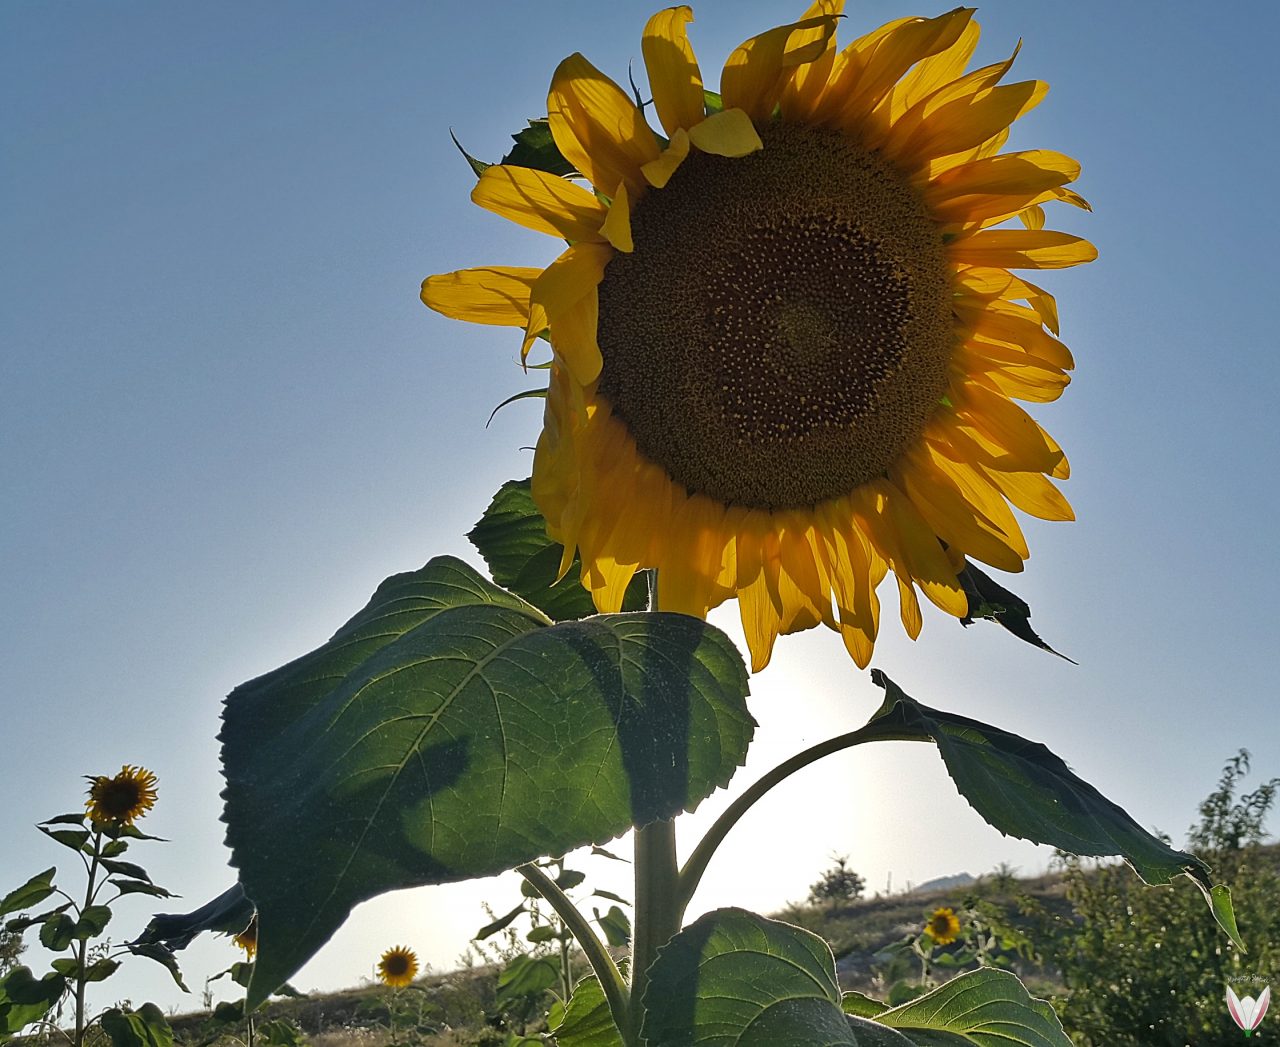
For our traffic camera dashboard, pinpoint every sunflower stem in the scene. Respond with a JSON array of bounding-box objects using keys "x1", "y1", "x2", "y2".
[
  {"x1": 516, "y1": 863, "x2": 630, "y2": 1041},
  {"x1": 630, "y1": 819, "x2": 680, "y2": 1043},
  {"x1": 675, "y1": 722, "x2": 922, "y2": 916}
]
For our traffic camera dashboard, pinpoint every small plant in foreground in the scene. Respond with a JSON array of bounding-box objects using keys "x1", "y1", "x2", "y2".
[{"x1": 0, "y1": 766, "x2": 180, "y2": 1045}]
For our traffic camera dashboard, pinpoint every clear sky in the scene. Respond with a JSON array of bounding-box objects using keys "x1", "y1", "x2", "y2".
[{"x1": 3, "y1": 0, "x2": 1278, "y2": 1019}]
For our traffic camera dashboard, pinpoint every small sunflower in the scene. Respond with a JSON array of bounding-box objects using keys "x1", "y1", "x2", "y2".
[
  {"x1": 233, "y1": 915, "x2": 258, "y2": 959},
  {"x1": 84, "y1": 765, "x2": 158, "y2": 827},
  {"x1": 424, "y1": 3, "x2": 1094, "y2": 671},
  {"x1": 377, "y1": 945, "x2": 419, "y2": 988},
  {"x1": 924, "y1": 906, "x2": 962, "y2": 945}
]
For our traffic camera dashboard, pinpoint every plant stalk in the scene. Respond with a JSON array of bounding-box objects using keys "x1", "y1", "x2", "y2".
[
  {"x1": 517, "y1": 863, "x2": 630, "y2": 1041},
  {"x1": 676, "y1": 723, "x2": 921, "y2": 915},
  {"x1": 73, "y1": 830, "x2": 103, "y2": 1047},
  {"x1": 629, "y1": 818, "x2": 680, "y2": 1044}
]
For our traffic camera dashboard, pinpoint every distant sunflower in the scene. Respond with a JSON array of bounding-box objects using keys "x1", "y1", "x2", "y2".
[
  {"x1": 377, "y1": 946, "x2": 419, "y2": 988},
  {"x1": 423, "y1": 2, "x2": 1094, "y2": 671},
  {"x1": 924, "y1": 906, "x2": 961, "y2": 945},
  {"x1": 233, "y1": 915, "x2": 258, "y2": 959},
  {"x1": 85, "y1": 765, "x2": 158, "y2": 827}
]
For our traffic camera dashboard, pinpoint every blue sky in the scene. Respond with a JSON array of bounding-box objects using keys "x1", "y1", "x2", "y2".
[{"x1": 3, "y1": 0, "x2": 1278, "y2": 1016}]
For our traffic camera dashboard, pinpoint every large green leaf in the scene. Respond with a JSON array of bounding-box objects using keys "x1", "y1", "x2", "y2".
[
  {"x1": 862, "y1": 672, "x2": 1240, "y2": 946},
  {"x1": 550, "y1": 976, "x2": 622, "y2": 1047},
  {"x1": 221, "y1": 556, "x2": 752, "y2": 1005},
  {"x1": 641, "y1": 908, "x2": 858, "y2": 1046},
  {"x1": 0, "y1": 967, "x2": 67, "y2": 1039},
  {"x1": 874, "y1": 968, "x2": 1069, "y2": 1046},
  {"x1": 468, "y1": 479, "x2": 647, "y2": 621}
]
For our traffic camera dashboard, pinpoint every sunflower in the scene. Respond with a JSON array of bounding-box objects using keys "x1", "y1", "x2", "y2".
[
  {"x1": 377, "y1": 945, "x2": 420, "y2": 988},
  {"x1": 924, "y1": 905, "x2": 962, "y2": 945},
  {"x1": 423, "y1": 3, "x2": 1094, "y2": 671},
  {"x1": 84, "y1": 765, "x2": 158, "y2": 827},
  {"x1": 233, "y1": 915, "x2": 258, "y2": 959}
]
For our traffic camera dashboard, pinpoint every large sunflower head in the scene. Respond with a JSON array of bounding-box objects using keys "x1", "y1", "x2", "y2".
[
  {"x1": 85, "y1": 764, "x2": 158, "y2": 827},
  {"x1": 423, "y1": 3, "x2": 1094, "y2": 672},
  {"x1": 376, "y1": 945, "x2": 420, "y2": 988}
]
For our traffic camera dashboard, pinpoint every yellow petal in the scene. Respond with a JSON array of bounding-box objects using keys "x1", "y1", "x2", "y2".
[
  {"x1": 548, "y1": 53, "x2": 660, "y2": 198},
  {"x1": 1019, "y1": 205, "x2": 1045, "y2": 230},
  {"x1": 893, "y1": 443, "x2": 1027, "y2": 573},
  {"x1": 600, "y1": 181, "x2": 634, "y2": 252},
  {"x1": 960, "y1": 296, "x2": 1074, "y2": 369},
  {"x1": 688, "y1": 107, "x2": 764, "y2": 156},
  {"x1": 953, "y1": 384, "x2": 1066, "y2": 474},
  {"x1": 531, "y1": 243, "x2": 612, "y2": 384},
  {"x1": 883, "y1": 17, "x2": 981, "y2": 122},
  {"x1": 738, "y1": 567, "x2": 782, "y2": 673},
  {"x1": 721, "y1": 14, "x2": 840, "y2": 122},
  {"x1": 955, "y1": 342, "x2": 1069, "y2": 403},
  {"x1": 470, "y1": 164, "x2": 608, "y2": 244},
  {"x1": 779, "y1": 0, "x2": 844, "y2": 120},
  {"x1": 980, "y1": 466, "x2": 1074, "y2": 522},
  {"x1": 420, "y1": 266, "x2": 540, "y2": 327},
  {"x1": 642, "y1": 6, "x2": 705, "y2": 136},
  {"x1": 954, "y1": 265, "x2": 1059, "y2": 333},
  {"x1": 949, "y1": 229, "x2": 1098, "y2": 270},
  {"x1": 642, "y1": 127, "x2": 691, "y2": 188},
  {"x1": 836, "y1": 9, "x2": 976, "y2": 138},
  {"x1": 886, "y1": 79, "x2": 1047, "y2": 166}
]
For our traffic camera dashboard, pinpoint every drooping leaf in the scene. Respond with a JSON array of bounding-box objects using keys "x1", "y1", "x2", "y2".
[
  {"x1": 525, "y1": 924, "x2": 556, "y2": 944},
  {"x1": 956, "y1": 562, "x2": 1072, "y2": 662},
  {"x1": 641, "y1": 908, "x2": 858, "y2": 1046},
  {"x1": 50, "y1": 958, "x2": 120, "y2": 983},
  {"x1": 100, "y1": 840, "x2": 129, "y2": 858},
  {"x1": 550, "y1": 976, "x2": 623, "y2": 1047},
  {"x1": 590, "y1": 845, "x2": 627, "y2": 862},
  {"x1": 468, "y1": 479, "x2": 647, "y2": 621},
  {"x1": 501, "y1": 119, "x2": 577, "y2": 177},
  {"x1": 132, "y1": 883, "x2": 253, "y2": 952},
  {"x1": 0, "y1": 868, "x2": 56, "y2": 919},
  {"x1": 126, "y1": 943, "x2": 189, "y2": 992},
  {"x1": 221, "y1": 556, "x2": 752, "y2": 1004},
  {"x1": 874, "y1": 967, "x2": 1069, "y2": 1046},
  {"x1": 97, "y1": 858, "x2": 152, "y2": 882},
  {"x1": 99, "y1": 1004, "x2": 174, "y2": 1047},
  {"x1": 495, "y1": 954, "x2": 559, "y2": 1009},
  {"x1": 37, "y1": 826, "x2": 89, "y2": 852},
  {"x1": 862, "y1": 672, "x2": 1241, "y2": 947},
  {"x1": 108, "y1": 879, "x2": 174, "y2": 900},
  {"x1": 475, "y1": 903, "x2": 526, "y2": 941},
  {"x1": 41, "y1": 814, "x2": 86, "y2": 827},
  {"x1": 0, "y1": 967, "x2": 67, "y2": 1037},
  {"x1": 593, "y1": 905, "x2": 630, "y2": 948},
  {"x1": 591, "y1": 889, "x2": 629, "y2": 905},
  {"x1": 555, "y1": 869, "x2": 587, "y2": 892}
]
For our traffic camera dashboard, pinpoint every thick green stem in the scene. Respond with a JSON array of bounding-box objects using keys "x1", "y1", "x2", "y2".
[
  {"x1": 676, "y1": 724, "x2": 919, "y2": 915},
  {"x1": 517, "y1": 863, "x2": 630, "y2": 1041},
  {"x1": 629, "y1": 818, "x2": 680, "y2": 1043}
]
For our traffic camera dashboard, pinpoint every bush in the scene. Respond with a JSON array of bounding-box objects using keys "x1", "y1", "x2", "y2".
[
  {"x1": 808, "y1": 855, "x2": 866, "y2": 909},
  {"x1": 1047, "y1": 751, "x2": 1280, "y2": 1045}
]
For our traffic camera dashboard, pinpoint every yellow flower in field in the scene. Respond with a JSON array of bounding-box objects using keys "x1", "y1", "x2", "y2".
[
  {"x1": 85, "y1": 765, "x2": 158, "y2": 827},
  {"x1": 233, "y1": 915, "x2": 258, "y2": 959},
  {"x1": 377, "y1": 945, "x2": 419, "y2": 988},
  {"x1": 423, "y1": 3, "x2": 1094, "y2": 671},
  {"x1": 924, "y1": 906, "x2": 962, "y2": 945}
]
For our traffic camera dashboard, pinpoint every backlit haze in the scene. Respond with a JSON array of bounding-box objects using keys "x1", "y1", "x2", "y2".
[{"x1": 3, "y1": 0, "x2": 1278, "y2": 1016}]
